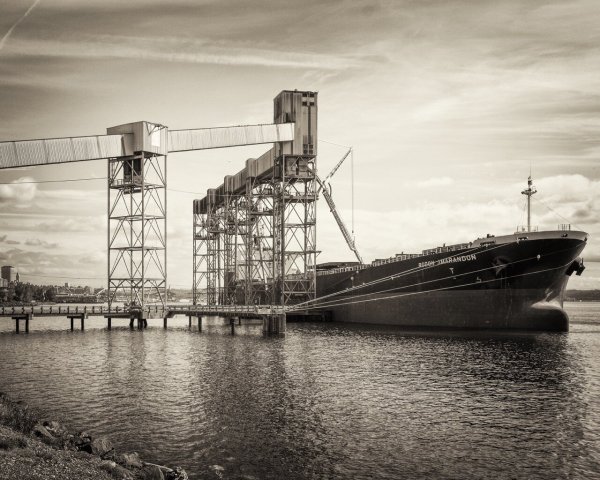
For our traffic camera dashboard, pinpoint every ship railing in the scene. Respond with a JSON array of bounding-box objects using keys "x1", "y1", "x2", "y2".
[
  {"x1": 316, "y1": 264, "x2": 368, "y2": 276},
  {"x1": 516, "y1": 225, "x2": 539, "y2": 233},
  {"x1": 558, "y1": 224, "x2": 571, "y2": 231}
]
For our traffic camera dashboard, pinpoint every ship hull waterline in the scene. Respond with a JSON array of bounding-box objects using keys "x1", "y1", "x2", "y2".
[{"x1": 314, "y1": 232, "x2": 587, "y2": 332}]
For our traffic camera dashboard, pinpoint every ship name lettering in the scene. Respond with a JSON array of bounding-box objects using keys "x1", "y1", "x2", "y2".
[{"x1": 418, "y1": 254, "x2": 477, "y2": 268}]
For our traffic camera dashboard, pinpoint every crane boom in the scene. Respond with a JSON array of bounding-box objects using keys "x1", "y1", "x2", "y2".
[
  {"x1": 320, "y1": 147, "x2": 351, "y2": 188},
  {"x1": 316, "y1": 175, "x2": 363, "y2": 264}
]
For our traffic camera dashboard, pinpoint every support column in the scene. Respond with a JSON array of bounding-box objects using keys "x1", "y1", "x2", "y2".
[
  {"x1": 230, "y1": 317, "x2": 235, "y2": 335},
  {"x1": 107, "y1": 318, "x2": 112, "y2": 330},
  {"x1": 129, "y1": 318, "x2": 135, "y2": 329},
  {"x1": 262, "y1": 313, "x2": 286, "y2": 334},
  {"x1": 25, "y1": 315, "x2": 30, "y2": 333},
  {"x1": 188, "y1": 315, "x2": 192, "y2": 329},
  {"x1": 81, "y1": 316, "x2": 85, "y2": 331},
  {"x1": 70, "y1": 317, "x2": 74, "y2": 331},
  {"x1": 107, "y1": 122, "x2": 168, "y2": 319},
  {"x1": 15, "y1": 318, "x2": 19, "y2": 334},
  {"x1": 198, "y1": 316, "x2": 202, "y2": 332}
]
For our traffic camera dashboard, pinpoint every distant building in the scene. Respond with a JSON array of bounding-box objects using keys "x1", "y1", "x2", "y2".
[{"x1": 1, "y1": 266, "x2": 16, "y2": 283}]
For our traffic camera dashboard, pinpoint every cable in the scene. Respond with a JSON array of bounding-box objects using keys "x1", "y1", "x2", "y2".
[
  {"x1": 292, "y1": 243, "x2": 497, "y2": 309},
  {"x1": 319, "y1": 139, "x2": 351, "y2": 148},
  {"x1": 19, "y1": 273, "x2": 104, "y2": 280},
  {"x1": 290, "y1": 242, "x2": 579, "y2": 312},
  {"x1": 0, "y1": 176, "x2": 210, "y2": 197},
  {"x1": 351, "y1": 147, "x2": 355, "y2": 234},
  {"x1": 0, "y1": 177, "x2": 105, "y2": 185},
  {"x1": 532, "y1": 196, "x2": 584, "y2": 231},
  {"x1": 291, "y1": 260, "x2": 575, "y2": 313}
]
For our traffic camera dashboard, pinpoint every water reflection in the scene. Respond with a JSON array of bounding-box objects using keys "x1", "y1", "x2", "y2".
[{"x1": 0, "y1": 311, "x2": 599, "y2": 479}]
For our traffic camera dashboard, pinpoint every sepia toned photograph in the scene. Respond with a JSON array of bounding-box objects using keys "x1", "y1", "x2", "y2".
[{"x1": 0, "y1": 1, "x2": 599, "y2": 479}]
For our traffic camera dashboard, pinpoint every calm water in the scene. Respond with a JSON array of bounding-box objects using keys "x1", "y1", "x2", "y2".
[{"x1": 1, "y1": 303, "x2": 599, "y2": 479}]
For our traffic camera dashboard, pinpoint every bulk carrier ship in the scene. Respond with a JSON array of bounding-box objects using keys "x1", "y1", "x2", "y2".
[{"x1": 313, "y1": 177, "x2": 587, "y2": 331}]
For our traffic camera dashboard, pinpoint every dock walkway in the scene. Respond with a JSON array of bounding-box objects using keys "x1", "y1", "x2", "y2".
[{"x1": 0, "y1": 304, "x2": 286, "y2": 334}]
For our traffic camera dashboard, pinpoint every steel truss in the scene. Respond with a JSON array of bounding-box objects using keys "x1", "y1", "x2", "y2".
[
  {"x1": 246, "y1": 178, "x2": 276, "y2": 305},
  {"x1": 193, "y1": 206, "x2": 209, "y2": 305},
  {"x1": 108, "y1": 152, "x2": 167, "y2": 309},
  {"x1": 273, "y1": 154, "x2": 317, "y2": 305},
  {"x1": 192, "y1": 90, "x2": 318, "y2": 308}
]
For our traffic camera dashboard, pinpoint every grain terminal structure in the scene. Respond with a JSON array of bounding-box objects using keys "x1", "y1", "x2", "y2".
[{"x1": 193, "y1": 90, "x2": 318, "y2": 307}]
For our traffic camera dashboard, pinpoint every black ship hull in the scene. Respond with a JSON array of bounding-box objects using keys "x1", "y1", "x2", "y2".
[{"x1": 314, "y1": 231, "x2": 587, "y2": 331}]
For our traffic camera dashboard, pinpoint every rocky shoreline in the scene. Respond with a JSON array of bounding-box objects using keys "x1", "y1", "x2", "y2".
[{"x1": 0, "y1": 392, "x2": 188, "y2": 480}]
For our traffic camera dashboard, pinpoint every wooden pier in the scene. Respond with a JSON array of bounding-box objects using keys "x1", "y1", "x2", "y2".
[{"x1": 0, "y1": 304, "x2": 287, "y2": 335}]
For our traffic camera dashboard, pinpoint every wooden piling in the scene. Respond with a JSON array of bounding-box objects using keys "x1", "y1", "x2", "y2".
[
  {"x1": 15, "y1": 318, "x2": 19, "y2": 334},
  {"x1": 107, "y1": 318, "x2": 112, "y2": 330},
  {"x1": 198, "y1": 316, "x2": 202, "y2": 332},
  {"x1": 163, "y1": 318, "x2": 167, "y2": 329},
  {"x1": 70, "y1": 317, "x2": 74, "y2": 331}
]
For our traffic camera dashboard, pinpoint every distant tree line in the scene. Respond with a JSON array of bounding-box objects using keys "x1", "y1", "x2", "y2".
[
  {"x1": 564, "y1": 290, "x2": 600, "y2": 302},
  {"x1": 0, "y1": 283, "x2": 57, "y2": 304}
]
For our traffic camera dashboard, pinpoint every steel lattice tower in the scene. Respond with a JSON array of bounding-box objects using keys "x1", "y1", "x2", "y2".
[
  {"x1": 273, "y1": 154, "x2": 317, "y2": 305},
  {"x1": 272, "y1": 91, "x2": 318, "y2": 305},
  {"x1": 107, "y1": 122, "x2": 168, "y2": 310},
  {"x1": 193, "y1": 200, "x2": 209, "y2": 305}
]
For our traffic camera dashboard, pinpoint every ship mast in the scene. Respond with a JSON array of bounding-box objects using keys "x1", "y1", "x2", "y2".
[{"x1": 521, "y1": 175, "x2": 537, "y2": 232}]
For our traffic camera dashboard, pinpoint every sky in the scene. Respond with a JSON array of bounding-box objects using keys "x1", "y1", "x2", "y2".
[{"x1": 0, "y1": 0, "x2": 599, "y2": 289}]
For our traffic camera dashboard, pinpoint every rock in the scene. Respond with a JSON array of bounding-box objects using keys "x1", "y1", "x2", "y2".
[
  {"x1": 100, "y1": 461, "x2": 135, "y2": 480},
  {"x1": 32, "y1": 423, "x2": 55, "y2": 442},
  {"x1": 90, "y1": 436, "x2": 114, "y2": 457},
  {"x1": 42, "y1": 420, "x2": 65, "y2": 436},
  {"x1": 117, "y1": 451, "x2": 143, "y2": 469},
  {"x1": 139, "y1": 464, "x2": 165, "y2": 480},
  {"x1": 73, "y1": 432, "x2": 93, "y2": 454},
  {"x1": 165, "y1": 467, "x2": 189, "y2": 480}
]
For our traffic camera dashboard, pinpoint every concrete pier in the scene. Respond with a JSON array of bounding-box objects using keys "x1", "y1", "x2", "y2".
[
  {"x1": 13, "y1": 314, "x2": 32, "y2": 333},
  {"x1": 67, "y1": 314, "x2": 86, "y2": 331},
  {"x1": 263, "y1": 313, "x2": 286, "y2": 334}
]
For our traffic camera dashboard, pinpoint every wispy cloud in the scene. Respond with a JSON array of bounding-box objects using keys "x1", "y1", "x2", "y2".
[
  {"x1": 0, "y1": 0, "x2": 41, "y2": 52},
  {"x1": 25, "y1": 238, "x2": 58, "y2": 249},
  {"x1": 0, "y1": 177, "x2": 37, "y2": 205},
  {"x1": 4, "y1": 34, "x2": 367, "y2": 71}
]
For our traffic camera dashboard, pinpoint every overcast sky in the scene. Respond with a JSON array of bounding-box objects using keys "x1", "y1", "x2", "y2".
[{"x1": 0, "y1": 0, "x2": 599, "y2": 289}]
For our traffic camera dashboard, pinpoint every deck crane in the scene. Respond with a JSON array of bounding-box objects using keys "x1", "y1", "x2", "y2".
[{"x1": 316, "y1": 147, "x2": 363, "y2": 264}]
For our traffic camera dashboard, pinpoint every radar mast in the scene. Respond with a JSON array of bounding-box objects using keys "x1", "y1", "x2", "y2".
[{"x1": 521, "y1": 175, "x2": 537, "y2": 232}]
